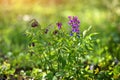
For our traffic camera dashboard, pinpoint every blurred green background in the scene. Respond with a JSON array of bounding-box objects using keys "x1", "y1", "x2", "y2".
[{"x1": 0, "y1": 0, "x2": 120, "y2": 61}]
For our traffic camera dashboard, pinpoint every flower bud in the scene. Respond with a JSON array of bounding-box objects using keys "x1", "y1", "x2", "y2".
[
  {"x1": 53, "y1": 30, "x2": 59, "y2": 35},
  {"x1": 31, "y1": 19, "x2": 39, "y2": 27}
]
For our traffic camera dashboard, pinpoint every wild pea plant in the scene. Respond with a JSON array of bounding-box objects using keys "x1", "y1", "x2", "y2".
[{"x1": 25, "y1": 16, "x2": 99, "y2": 79}]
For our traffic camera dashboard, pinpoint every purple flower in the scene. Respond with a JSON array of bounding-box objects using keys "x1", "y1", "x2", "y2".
[
  {"x1": 56, "y1": 22, "x2": 62, "y2": 29},
  {"x1": 68, "y1": 16, "x2": 71, "y2": 18},
  {"x1": 90, "y1": 64, "x2": 94, "y2": 70},
  {"x1": 70, "y1": 32, "x2": 73, "y2": 36},
  {"x1": 68, "y1": 16, "x2": 80, "y2": 34}
]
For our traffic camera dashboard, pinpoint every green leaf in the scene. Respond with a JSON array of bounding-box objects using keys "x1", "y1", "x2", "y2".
[{"x1": 83, "y1": 26, "x2": 92, "y2": 38}]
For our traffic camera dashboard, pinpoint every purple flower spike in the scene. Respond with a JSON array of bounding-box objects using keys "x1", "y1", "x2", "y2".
[
  {"x1": 68, "y1": 16, "x2": 80, "y2": 34},
  {"x1": 56, "y1": 22, "x2": 62, "y2": 29}
]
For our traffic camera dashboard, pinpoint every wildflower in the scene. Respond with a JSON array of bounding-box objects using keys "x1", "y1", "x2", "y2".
[
  {"x1": 70, "y1": 32, "x2": 73, "y2": 36},
  {"x1": 68, "y1": 16, "x2": 80, "y2": 34},
  {"x1": 90, "y1": 64, "x2": 94, "y2": 70},
  {"x1": 44, "y1": 29, "x2": 49, "y2": 34},
  {"x1": 68, "y1": 16, "x2": 72, "y2": 19},
  {"x1": 56, "y1": 22, "x2": 62, "y2": 29},
  {"x1": 53, "y1": 30, "x2": 59, "y2": 35},
  {"x1": 31, "y1": 19, "x2": 39, "y2": 27}
]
